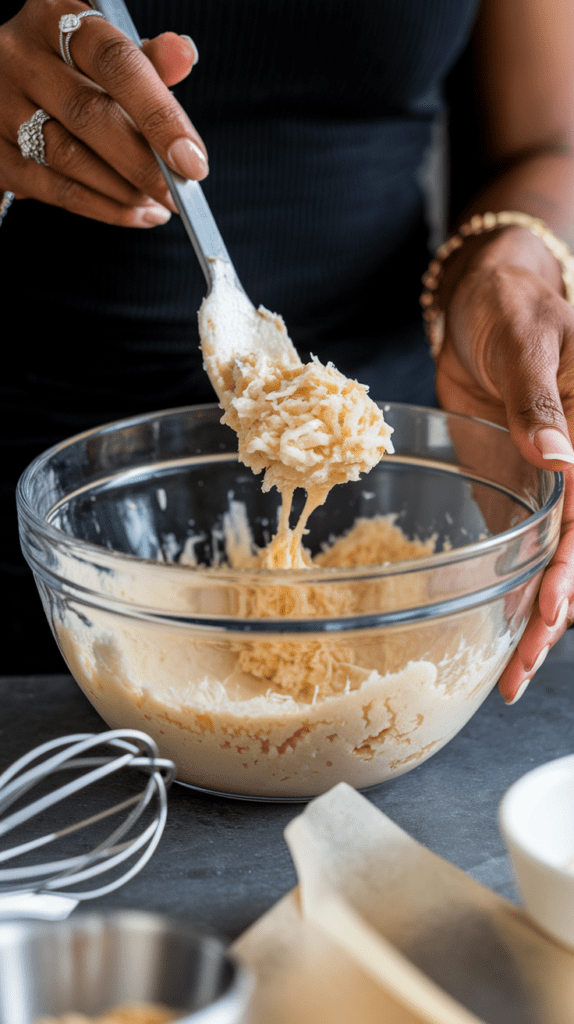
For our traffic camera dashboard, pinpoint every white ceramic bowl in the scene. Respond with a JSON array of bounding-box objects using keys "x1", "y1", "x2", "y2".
[{"x1": 499, "y1": 753, "x2": 574, "y2": 950}]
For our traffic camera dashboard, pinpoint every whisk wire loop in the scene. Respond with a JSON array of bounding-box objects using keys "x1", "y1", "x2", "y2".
[
  {"x1": 0, "y1": 751, "x2": 136, "y2": 837},
  {"x1": 0, "y1": 731, "x2": 160, "y2": 821},
  {"x1": 0, "y1": 730, "x2": 175, "y2": 902}
]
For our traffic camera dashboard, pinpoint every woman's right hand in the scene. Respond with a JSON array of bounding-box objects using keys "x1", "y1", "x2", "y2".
[{"x1": 0, "y1": 0, "x2": 208, "y2": 226}]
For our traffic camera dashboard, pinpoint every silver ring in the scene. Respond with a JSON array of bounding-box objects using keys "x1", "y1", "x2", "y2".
[
  {"x1": 0, "y1": 191, "x2": 15, "y2": 227},
  {"x1": 59, "y1": 10, "x2": 106, "y2": 69},
  {"x1": 17, "y1": 109, "x2": 52, "y2": 167}
]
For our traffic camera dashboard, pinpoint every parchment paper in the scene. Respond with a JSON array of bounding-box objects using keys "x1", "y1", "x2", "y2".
[{"x1": 233, "y1": 783, "x2": 574, "y2": 1024}]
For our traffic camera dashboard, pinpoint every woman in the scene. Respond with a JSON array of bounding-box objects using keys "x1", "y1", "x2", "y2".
[{"x1": 1, "y1": 0, "x2": 573, "y2": 700}]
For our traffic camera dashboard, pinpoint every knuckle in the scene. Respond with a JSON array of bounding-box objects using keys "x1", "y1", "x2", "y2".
[
  {"x1": 0, "y1": 23, "x2": 20, "y2": 67},
  {"x1": 63, "y1": 84, "x2": 111, "y2": 132},
  {"x1": 140, "y1": 101, "x2": 183, "y2": 139},
  {"x1": 108, "y1": 206, "x2": 135, "y2": 227},
  {"x1": 129, "y1": 159, "x2": 164, "y2": 196},
  {"x1": 55, "y1": 173, "x2": 84, "y2": 209},
  {"x1": 92, "y1": 36, "x2": 141, "y2": 86},
  {"x1": 48, "y1": 130, "x2": 83, "y2": 175},
  {"x1": 17, "y1": 0, "x2": 52, "y2": 39},
  {"x1": 121, "y1": 209, "x2": 153, "y2": 228},
  {"x1": 37, "y1": 0, "x2": 61, "y2": 18},
  {"x1": 55, "y1": 172, "x2": 133, "y2": 225},
  {"x1": 516, "y1": 392, "x2": 564, "y2": 423}
]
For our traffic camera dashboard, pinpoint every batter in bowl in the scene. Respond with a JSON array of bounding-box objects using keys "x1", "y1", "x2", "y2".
[
  {"x1": 54, "y1": 299, "x2": 514, "y2": 798},
  {"x1": 57, "y1": 504, "x2": 512, "y2": 798}
]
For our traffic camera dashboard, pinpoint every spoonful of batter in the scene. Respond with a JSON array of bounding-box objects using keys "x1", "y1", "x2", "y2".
[
  {"x1": 92, "y1": 0, "x2": 394, "y2": 567},
  {"x1": 199, "y1": 263, "x2": 394, "y2": 567}
]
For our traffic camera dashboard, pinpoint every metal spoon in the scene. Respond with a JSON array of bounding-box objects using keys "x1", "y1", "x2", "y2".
[{"x1": 90, "y1": 0, "x2": 300, "y2": 402}]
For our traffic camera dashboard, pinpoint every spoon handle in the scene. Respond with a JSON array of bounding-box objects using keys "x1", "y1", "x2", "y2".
[{"x1": 89, "y1": 0, "x2": 240, "y2": 294}]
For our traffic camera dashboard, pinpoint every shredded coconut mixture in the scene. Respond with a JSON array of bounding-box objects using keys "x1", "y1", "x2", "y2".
[
  {"x1": 54, "y1": 267, "x2": 515, "y2": 798},
  {"x1": 198, "y1": 261, "x2": 393, "y2": 567},
  {"x1": 223, "y1": 353, "x2": 394, "y2": 497},
  {"x1": 58, "y1": 509, "x2": 513, "y2": 798},
  {"x1": 210, "y1": 510, "x2": 435, "y2": 699},
  {"x1": 223, "y1": 355, "x2": 393, "y2": 568}
]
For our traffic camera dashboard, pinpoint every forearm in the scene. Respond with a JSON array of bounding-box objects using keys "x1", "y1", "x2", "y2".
[
  {"x1": 437, "y1": 149, "x2": 574, "y2": 313},
  {"x1": 430, "y1": 0, "x2": 574, "y2": 703},
  {"x1": 442, "y1": 0, "x2": 574, "y2": 298}
]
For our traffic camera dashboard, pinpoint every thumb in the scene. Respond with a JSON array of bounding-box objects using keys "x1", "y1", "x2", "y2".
[
  {"x1": 492, "y1": 328, "x2": 574, "y2": 471},
  {"x1": 142, "y1": 33, "x2": 198, "y2": 88}
]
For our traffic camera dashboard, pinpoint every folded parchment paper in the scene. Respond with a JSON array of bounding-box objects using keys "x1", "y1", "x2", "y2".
[{"x1": 233, "y1": 783, "x2": 574, "y2": 1024}]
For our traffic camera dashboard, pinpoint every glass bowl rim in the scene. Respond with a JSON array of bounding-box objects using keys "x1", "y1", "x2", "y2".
[{"x1": 16, "y1": 401, "x2": 564, "y2": 585}]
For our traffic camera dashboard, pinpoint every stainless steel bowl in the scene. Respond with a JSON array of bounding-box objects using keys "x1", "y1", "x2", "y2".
[{"x1": 0, "y1": 911, "x2": 252, "y2": 1023}]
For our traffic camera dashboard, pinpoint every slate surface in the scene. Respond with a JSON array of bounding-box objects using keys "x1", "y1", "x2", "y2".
[{"x1": 1, "y1": 629, "x2": 573, "y2": 941}]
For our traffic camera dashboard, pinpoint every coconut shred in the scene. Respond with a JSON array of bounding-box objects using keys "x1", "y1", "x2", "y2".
[{"x1": 198, "y1": 261, "x2": 394, "y2": 568}]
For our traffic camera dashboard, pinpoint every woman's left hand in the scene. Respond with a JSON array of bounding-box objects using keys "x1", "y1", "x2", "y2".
[{"x1": 435, "y1": 226, "x2": 574, "y2": 703}]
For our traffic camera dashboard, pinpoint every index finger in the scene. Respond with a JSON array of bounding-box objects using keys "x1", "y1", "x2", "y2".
[{"x1": 41, "y1": 0, "x2": 208, "y2": 180}]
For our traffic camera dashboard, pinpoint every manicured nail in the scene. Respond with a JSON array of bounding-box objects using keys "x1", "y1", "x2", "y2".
[
  {"x1": 523, "y1": 644, "x2": 550, "y2": 677},
  {"x1": 137, "y1": 205, "x2": 172, "y2": 226},
  {"x1": 534, "y1": 428, "x2": 574, "y2": 464},
  {"x1": 549, "y1": 597, "x2": 569, "y2": 631},
  {"x1": 506, "y1": 677, "x2": 530, "y2": 705},
  {"x1": 180, "y1": 35, "x2": 199, "y2": 65},
  {"x1": 167, "y1": 137, "x2": 208, "y2": 179}
]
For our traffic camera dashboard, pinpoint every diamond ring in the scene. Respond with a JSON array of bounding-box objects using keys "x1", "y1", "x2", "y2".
[
  {"x1": 17, "y1": 109, "x2": 52, "y2": 167},
  {"x1": 59, "y1": 10, "x2": 106, "y2": 69}
]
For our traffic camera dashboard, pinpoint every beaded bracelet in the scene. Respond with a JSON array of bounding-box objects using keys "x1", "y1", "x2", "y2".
[
  {"x1": 0, "y1": 191, "x2": 14, "y2": 227},
  {"x1": 420, "y1": 210, "x2": 574, "y2": 359}
]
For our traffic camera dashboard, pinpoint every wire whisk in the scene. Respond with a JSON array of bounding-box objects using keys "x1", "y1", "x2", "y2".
[{"x1": 0, "y1": 730, "x2": 176, "y2": 901}]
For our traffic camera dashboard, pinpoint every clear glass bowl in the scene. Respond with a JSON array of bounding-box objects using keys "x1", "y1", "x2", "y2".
[{"x1": 17, "y1": 403, "x2": 563, "y2": 800}]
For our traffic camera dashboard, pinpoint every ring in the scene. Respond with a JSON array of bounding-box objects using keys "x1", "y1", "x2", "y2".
[
  {"x1": 0, "y1": 191, "x2": 15, "y2": 227},
  {"x1": 17, "y1": 109, "x2": 52, "y2": 167},
  {"x1": 59, "y1": 10, "x2": 106, "y2": 69}
]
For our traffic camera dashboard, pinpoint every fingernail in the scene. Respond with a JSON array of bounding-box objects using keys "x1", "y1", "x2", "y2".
[
  {"x1": 549, "y1": 597, "x2": 569, "y2": 631},
  {"x1": 180, "y1": 35, "x2": 199, "y2": 65},
  {"x1": 506, "y1": 677, "x2": 530, "y2": 705},
  {"x1": 534, "y1": 428, "x2": 574, "y2": 465},
  {"x1": 167, "y1": 137, "x2": 208, "y2": 179},
  {"x1": 137, "y1": 205, "x2": 172, "y2": 226},
  {"x1": 523, "y1": 644, "x2": 550, "y2": 677}
]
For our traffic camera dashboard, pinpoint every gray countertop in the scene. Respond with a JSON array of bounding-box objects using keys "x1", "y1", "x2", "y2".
[{"x1": 2, "y1": 629, "x2": 573, "y2": 942}]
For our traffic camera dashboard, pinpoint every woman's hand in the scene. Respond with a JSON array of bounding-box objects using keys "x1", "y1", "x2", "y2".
[
  {"x1": 435, "y1": 225, "x2": 574, "y2": 703},
  {"x1": 0, "y1": 0, "x2": 208, "y2": 225}
]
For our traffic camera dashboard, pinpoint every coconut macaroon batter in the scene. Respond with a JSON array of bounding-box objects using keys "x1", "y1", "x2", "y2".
[
  {"x1": 55, "y1": 275, "x2": 513, "y2": 797},
  {"x1": 198, "y1": 263, "x2": 394, "y2": 568}
]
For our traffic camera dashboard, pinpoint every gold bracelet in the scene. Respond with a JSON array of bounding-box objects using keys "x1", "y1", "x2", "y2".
[{"x1": 420, "y1": 210, "x2": 574, "y2": 358}]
